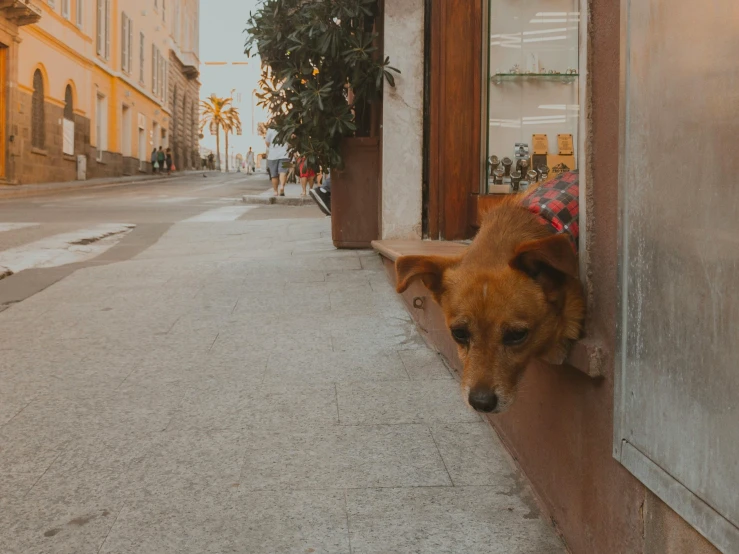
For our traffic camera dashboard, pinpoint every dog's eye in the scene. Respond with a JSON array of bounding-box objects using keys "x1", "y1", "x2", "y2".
[
  {"x1": 450, "y1": 326, "x2": 471, "y2": 345},
  {"x1": 503, "y1": 328, "x2": 529, "y2": 346}
]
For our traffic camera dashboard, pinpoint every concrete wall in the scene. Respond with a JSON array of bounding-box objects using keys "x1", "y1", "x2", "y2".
[{"x1": 381, "y1": 0, "x2": 424, "y2": 240}]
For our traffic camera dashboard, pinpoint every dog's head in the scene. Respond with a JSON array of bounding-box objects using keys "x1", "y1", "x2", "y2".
[{"x1": 396, "y1": 233, "x2": 584, "y2": 413}]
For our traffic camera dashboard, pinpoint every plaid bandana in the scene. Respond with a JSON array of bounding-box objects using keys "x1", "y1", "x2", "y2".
[{"x1": 520, "y1": 171, "x2": 579, "y2": 250}]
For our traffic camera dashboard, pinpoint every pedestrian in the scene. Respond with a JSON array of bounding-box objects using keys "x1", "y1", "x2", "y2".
[
  {"x1": 297, "y1": 156, "x2": 316, "y2": 197},
  {"x1": 165, "y1": 148, "x2": 173, "y2": 175},
  {"x1": 309, "y1": 172, "x2": 331, "y2": 216},
  {"x1": 157, "y1": 147, "x2": 166, "y2": 175},
  {"x1": 207, "y1": 153, "x2": 214, "y2": 171},
  {"x1": 246, "y1": 147, "x2": 255, "y2": 175},
  {"x1": 265, "y1": 125, "x2": 290, "y2": 196},
  {"x1": 151, "y1": 148, "x2": 158, "y2": 173}
]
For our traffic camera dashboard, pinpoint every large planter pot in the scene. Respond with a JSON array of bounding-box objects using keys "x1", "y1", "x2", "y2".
[{"x1": 331, "y1": 137, "x2": 381, "y2": 248}]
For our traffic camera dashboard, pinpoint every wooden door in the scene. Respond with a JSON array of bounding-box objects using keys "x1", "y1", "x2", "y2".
[
  {"x1": 0, "y1": 44, "x2": 7, "y2": 180},
  {"x1": 427, "y1": 0, "x2": 483, "y2": 240}
]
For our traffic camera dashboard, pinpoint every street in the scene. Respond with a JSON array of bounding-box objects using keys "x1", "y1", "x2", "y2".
[{"x1": 0, "y1": 173, "x2": 564, "y2": 553}]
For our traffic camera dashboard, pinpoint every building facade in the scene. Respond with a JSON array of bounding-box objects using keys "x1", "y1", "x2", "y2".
[{"x1": 0, "y1": 0, "x2": 199, "y2": 186}]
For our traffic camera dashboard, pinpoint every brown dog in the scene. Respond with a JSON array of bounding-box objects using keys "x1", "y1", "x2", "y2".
[{"x1": 395, "y1": 172, "x2": 585, "y2": 413}]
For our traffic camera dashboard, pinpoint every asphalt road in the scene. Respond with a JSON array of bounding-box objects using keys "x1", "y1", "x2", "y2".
[{"x1": 0, "y1": 171, "x2": 322, "y2": 310}]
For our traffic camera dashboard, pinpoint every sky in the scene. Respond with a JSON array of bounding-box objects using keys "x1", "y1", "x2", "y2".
[{"x1": 198, "y1": 0, "x2": 268, "y2": 160}]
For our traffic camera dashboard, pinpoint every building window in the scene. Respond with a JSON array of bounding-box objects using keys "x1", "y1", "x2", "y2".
[
  {"x1": 121, "y1": 13, "x2": 133, "y2": 73},
  {"x1": 31, "y1": 69, "x2": 45, "y2": 150},
  {"x1": 64, "y1": 85, "x2": 74, "y2": 120},
  {"x1": 139, "y1": 32, "x2": 145, "y2": 83},
  {"x1": 61, "y1": 0, "x2": 69, "y2": 18},
  {"x1": 154, "y1": 0, "x2": 157, "y2": 10},
  {"x1": 162, "y1": 0, "x2": 166, "y2": 22},
  {"x1": 47, "y1": 0, "x2": 55, "y2": 8},
  {"x1": 482, "y1": 1, "x2": 580, "y2": 194},
  {"x1": 76, "y1": 0, "x2": 83, "y2": 27},
  {"x1": 96, "y1": 0, "x2": 111, "y2": 59}
]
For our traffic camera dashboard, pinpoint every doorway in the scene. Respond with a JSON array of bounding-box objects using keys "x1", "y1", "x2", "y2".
[{"x1": 121, "y1": 104, "x2": 132, "y2": 157}]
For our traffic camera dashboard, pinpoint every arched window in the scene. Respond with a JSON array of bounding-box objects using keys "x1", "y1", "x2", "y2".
[
  {"x1": 64, "y1": 85, "x2": 74, "y2": 120},
  {"x1": 32, "y1": 69, "x2": 45, "y2": 149}
]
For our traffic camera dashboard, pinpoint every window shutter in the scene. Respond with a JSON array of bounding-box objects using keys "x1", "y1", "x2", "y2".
[
  {"x1": 96, "y1": 0, "x2": 103, "y2": 55},
  {"x1": 121, "y1": 14, "x2": 127, "y2": 72},
  {"x1": 139, "y1": 33, "x2": 145, "y2": 83},
  {"x1": 152, "y1": 45, "x2": 157, "y2": 93},
  {"x1": 129, "y1": 19, "x2": 134, "y2": 74},
  {"x1": 104, "y1": 0, "x2": 111, "y2": 59}
]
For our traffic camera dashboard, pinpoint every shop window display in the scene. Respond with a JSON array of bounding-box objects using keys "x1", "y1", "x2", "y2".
[{"x1": 484, "y1": 0, "x2": 580, "y2": 194}]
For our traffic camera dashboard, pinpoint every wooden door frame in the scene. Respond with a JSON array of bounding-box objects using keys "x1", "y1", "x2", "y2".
[
  {"x1": 425, "y1": 0, "x2": 483, "y2": 240},
  {"x1": 0, "y1": 43, "x2": 7, "y2": 180}
]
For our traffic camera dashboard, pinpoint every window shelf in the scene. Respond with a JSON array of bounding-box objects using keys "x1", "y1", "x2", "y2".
[{"x1": 491, "y1": 73, "x2": 579, "y2": 85}]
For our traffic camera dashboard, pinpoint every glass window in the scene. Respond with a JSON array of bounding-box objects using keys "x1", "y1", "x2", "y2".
[{"x1": 483, "y1": 0, "x2": 580, "y2": 194}]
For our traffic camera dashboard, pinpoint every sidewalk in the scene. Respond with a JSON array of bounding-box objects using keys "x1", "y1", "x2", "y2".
[
  {"x1": 0, "y1": 213, "x2": 566, "y2": 553},
  {"x1": 0, "y1": 170, "x2": 201, "y2": 201}
]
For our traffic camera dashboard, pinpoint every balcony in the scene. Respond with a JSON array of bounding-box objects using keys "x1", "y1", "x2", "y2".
[{"x1": 0, "y1": 0, "x2": 42, "y2": 26}]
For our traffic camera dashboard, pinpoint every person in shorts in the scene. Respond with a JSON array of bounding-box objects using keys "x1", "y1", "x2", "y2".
[
  {"x1": 297, "y1": 156, "x2": 316, "y2": 196},
  {"x1": 265, "y1": 126, "x2": 290, "y2": 196}
]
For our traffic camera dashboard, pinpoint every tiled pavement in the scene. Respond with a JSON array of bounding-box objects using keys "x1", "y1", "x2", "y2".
[{"x1": 0, "y1": 214, "x2": 566, "y2": 553}]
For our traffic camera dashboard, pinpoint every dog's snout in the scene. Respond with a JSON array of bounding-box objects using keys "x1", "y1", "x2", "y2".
[{"x1": 468, "y1": 388, "x2": 498, "y2": 413}]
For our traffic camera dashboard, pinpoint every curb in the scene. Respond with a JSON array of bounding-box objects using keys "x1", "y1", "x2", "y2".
[
  {"x1": 242, "y1": 195, "x2": 315, "y2": 207},
  {"x1": 0, "y1": 173, "x2": 189, "y2": 201}
]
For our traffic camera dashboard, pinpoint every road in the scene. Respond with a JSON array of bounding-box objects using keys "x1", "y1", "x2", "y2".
[
  {"x1": 0, "y1": 172, "x2": 320, "y2": 310},
  {"x1": 0, "y1": 172, "x2": 564, "y2": 553}
]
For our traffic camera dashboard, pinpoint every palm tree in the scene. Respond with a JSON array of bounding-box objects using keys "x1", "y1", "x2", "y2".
[
  {"x1": 199, "y1": 94, "x2": 231, "y2": 171},
  {"x1": 221, "y1": 106, "x2": 242, "y2": 173}
]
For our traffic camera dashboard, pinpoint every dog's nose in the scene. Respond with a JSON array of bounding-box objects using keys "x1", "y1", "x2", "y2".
[{"x1": 468, "y1": 389, "x2": 498, "y2": 412}]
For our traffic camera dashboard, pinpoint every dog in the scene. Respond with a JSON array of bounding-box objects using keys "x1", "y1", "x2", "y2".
[{"x1": 395, "y1": 172, "x2": 585, "y2": 414}]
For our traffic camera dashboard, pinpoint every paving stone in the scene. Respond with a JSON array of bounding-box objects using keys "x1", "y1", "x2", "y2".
[
  {"x1": 346, "y1": 486, "x2": 567, "y2": 554},
  {"x1": 239, "y1": 425, "x2": 451, "y2": 490},
  {"x1": 398, "y1": 348, "x2": 455, "y2": 380},
  {"x1": 265, "y1": 349, "x2": 408, "y2": 383},
  {"x1": 168, "y1": 382, "x2": 339, "y2": 431},
  {"x1": 430, "y1": 422, "x2": 517, "y2": 487},
  {"x1": 336, "y1": 381, "x2": 480, "y2": 425}
]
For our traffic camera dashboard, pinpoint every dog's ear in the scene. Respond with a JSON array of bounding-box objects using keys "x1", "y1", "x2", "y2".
[
  {"x1": 509, "y1": 234, "x2": 578, "y2": 296},
  {"x1": 395, "y1": 255, "x2": 458, "y2": 299}
]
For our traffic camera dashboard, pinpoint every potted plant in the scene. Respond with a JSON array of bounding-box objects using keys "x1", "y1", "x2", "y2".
[{"x1": 245, "y1": 0, "x2": 398, "y2": 247}]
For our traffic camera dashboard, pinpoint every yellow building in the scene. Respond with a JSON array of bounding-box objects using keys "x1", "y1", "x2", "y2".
[{"x1": 0, "y1": 0, "x2": 199, "y2": 185}]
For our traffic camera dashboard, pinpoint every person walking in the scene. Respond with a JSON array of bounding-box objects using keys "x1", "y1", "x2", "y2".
[
  {"x1": 246, "y1": 147, "x2": 255, "y2": 175},
  {"x1": 165, "y1": 148, "x2": 173, "y2": 175},
  {"x1": 157, "y1": 147, "x2": 166, "y2": 175},
  {"x1": 151, "y1": 148, "x2": 158, "y2": 174},
  {"x1": 265, "y1": 126, "x2": 290, "y2": 196},
  {"x1": 208, "y1": 153, "x2": 215, "y2": 171},
  {"x1": 297, "y1": 156, "x2": 316, "y2": 196}
]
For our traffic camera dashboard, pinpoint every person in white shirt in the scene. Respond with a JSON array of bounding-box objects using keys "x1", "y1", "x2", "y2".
[{"x1": 265, "y1": 127, "x2": 290, "y2": 196}]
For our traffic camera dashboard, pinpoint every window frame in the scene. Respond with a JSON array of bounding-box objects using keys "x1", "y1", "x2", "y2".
[{"x1": 61, "y1": 0, "x2": 69, "y2": 19}]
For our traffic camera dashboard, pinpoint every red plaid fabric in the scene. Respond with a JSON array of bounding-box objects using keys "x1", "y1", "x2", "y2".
[{"x1": 520, "y1": 171, "x2": 579, "y2": 250}]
